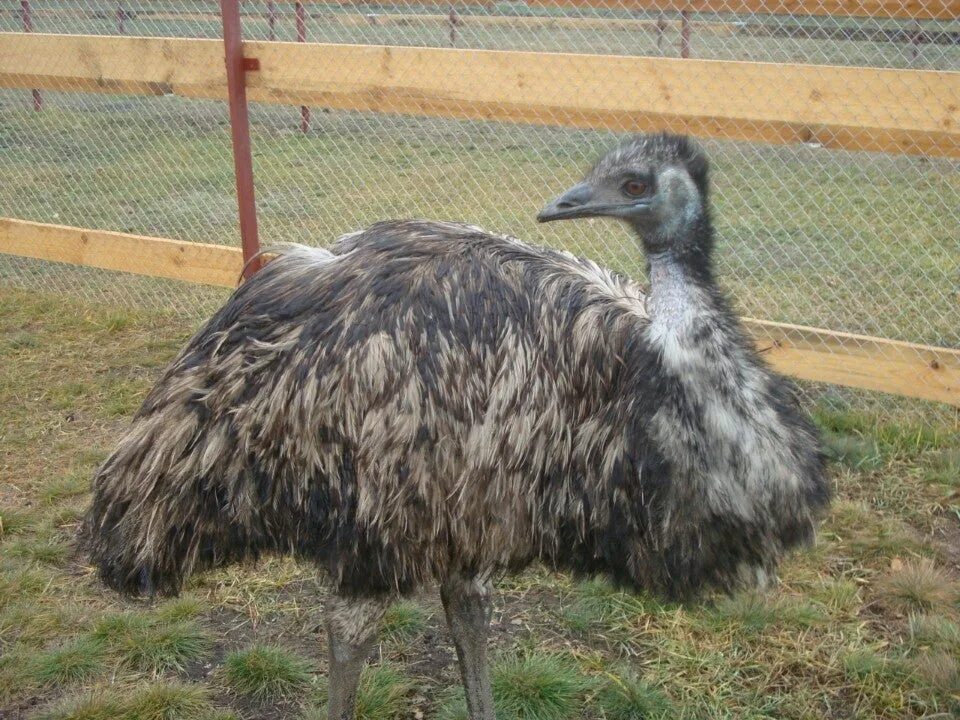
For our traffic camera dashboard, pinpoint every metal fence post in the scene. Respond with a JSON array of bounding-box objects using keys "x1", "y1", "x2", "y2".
[
  {"x1": 296, "y1": 1, "x2": 310, "y2": 132},
  {"x1": 267, "y1": 0, "x2": 276, "y2": 40},
  {"x1": 219, "y1": 0, "x2": 262, "y2": 278},
  {"x1": 680, "y1": 10, "x2": 691, "y2": 58},
  {"x1": 117, "y1": 2, "x2": 126, "y2": 34},
  {"x1": 20, "y1": 0, "x2": 41, "y2": 111},
  {"x1": 449, "y1": 6, "x2": 459, "y2": 47}
]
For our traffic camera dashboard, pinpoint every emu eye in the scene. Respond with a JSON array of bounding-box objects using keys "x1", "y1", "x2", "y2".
[{"x1": 623, "y1": 180, "x2": 648, "y2": 198}]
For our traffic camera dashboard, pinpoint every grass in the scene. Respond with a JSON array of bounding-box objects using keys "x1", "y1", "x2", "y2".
[
  {"x1": 595, "y1": 670, "x2": 674, "y2": 720},
  {"x1": 40, "y1": 683, "x2": 214, "y2": 720},
  {"x1": 877, "y1": 559, "x2": 960, "y2": 613},
  {"x1": 309, "y1": 664, "x2": 415, "y2": 720},
  {"x1": 28, "y1": 638, "x2": 107, "y2": 687},
  {"x1": 380, "y1": 600, "x2": 429, "y2": 644},
  {"x1": 222, "y1": 645, "x2": 313, "y2": 700},
  {"x1": 92, "y1": 614, "x2": 209, "y2": 674},
  {"x1": 491, "y1": 652, "x2": 592, "y2": 720},
  {"x1": 1, "y1": 286, "x2": 960, "y2": 719},
  {"x1": 436, "y1": 653, "x2": 591, "y2": 720}
]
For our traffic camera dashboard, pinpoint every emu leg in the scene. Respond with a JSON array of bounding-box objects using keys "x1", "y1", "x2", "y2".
[
  {"x1": 325, "y1": 595, "x2": 387, "y2": 720},
  {"x1": 441, "y1": 573, "x2": 495, "y2": 720}
]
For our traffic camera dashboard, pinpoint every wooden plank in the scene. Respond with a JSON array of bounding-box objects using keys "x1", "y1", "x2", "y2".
[
  {"x1": 3, "y1": 35, "x2": 954, "y2": 157},
  {"x1": 0, "y1": 34, "x2": 227, "y2": 98},
  {"x1": 274, "y1": 0, "x2": 960, "y2": 21},
  {"x1": 523, "y1": 0, "x2": 960, "y2": 21},
  {"x1": 745, "y1": 319, "x2": 960, "y2": 407},
  {"x1": 0, "y1": 218, "x2": 244, "y2": 288},
  {"x1": 1, "y1": 219, "x2": 957, "y2": 405},
  {"x1": 243, "y1": 40, "x2": 960, "y2": 157}
]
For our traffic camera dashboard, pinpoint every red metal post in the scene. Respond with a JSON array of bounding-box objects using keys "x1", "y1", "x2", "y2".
[
  {"x1": 267, "y1": 0, "x2": 276, "y2": 40},
  {"x1": 219, "y1": 0, "x2": 262, "y2": 278},
  {"x1": 680, "y1": 10, "x2": 690, "y2": 58},
  {"x1": 117, "y1": 2, "x2": 126, "y2": 34},
  {"x1": 20, "y1": 0, "x2": 41, "y2": 111},
  {"x1": 295, "y1": 1, "x2": 310, "y2": 132}
]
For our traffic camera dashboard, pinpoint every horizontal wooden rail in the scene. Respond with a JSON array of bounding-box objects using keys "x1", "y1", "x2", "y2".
[
  {"x1": 523, "y1": 0, "x2": 960, "y2": 20},
  {"x1": 0, "y1": 34, "x2": 957, "y2": 157},
  {"x1": 270, "y1": 0, "x2": 960, "y2": 21},
  {"x1": 0, "y1": 218, "x2": 245, "y2": 287},
  {"x1": 745, "y1": 319, "x2": 960, "y2": 407},
  {"x1": 1, "y1": 218, "x2": 958, "y2": 406}
]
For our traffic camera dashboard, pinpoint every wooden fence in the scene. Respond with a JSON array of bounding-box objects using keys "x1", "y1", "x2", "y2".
[{"x1": 0, "y1": 23, "x2": 958, "y2": 407}]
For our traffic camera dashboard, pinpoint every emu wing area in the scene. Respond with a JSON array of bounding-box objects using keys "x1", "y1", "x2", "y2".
[{"x1": 84, "y1": 220, "x2": 656, "y2": 597}]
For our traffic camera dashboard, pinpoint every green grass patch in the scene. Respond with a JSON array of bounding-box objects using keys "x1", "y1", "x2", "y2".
[
  {"x1": 907, "y1": 613, "x2": 960, "y2": 653},
  {"x1": 7, "y1": 538, "x2": 69, "y2": 566},
  {"x1": 101, "y1": 311, "x2": 133, "y2": 333},
  {"x1": 0, "y1": 508, "x2": 38, "y2": 538},
  {"x1": 436, "y1": 652, "x2": 592, "y2": 720},
  {"x1": 705, "y1": 594, "x2": 780, "y2": 635},
  {"x1": 39, "y1": 471, "x2": 91, "y2": 506},
  {"x1": 28, "y1": 637, "x2": 107, "y2": 687},
  {"x1": 493, "y1": 652, "x2": 591, "y2": 720},
  {"x1": 93, "y1": 613, "x2": 209, "y2": 674},
  {"x1": 841, "y1": 648, "x2": 907, "y2": 683},
  {"x1": 310, "y1": 663, "x2": 414, "y2": 720},
  {"x1": 595, "y1": 670, "x2": 674, "y2": 720},
  {"x1": 920, "y1": 447, "x2": 960, "y2": 486},
  {"x1": 222, "y1": 644, "x2": 312, "y2": 700},
  {"x1": 380, "y1": 600, "x2": 428, "y2": 644},
  {"x1": 822, "y1": 431, "x2": 883, "y2": 471},
  {"x1": 814, "y1": 409, "x2": 958, "y2": 461},
  {"x1": 154, "y1": 597, "x2": 205, "y2": 624},
  {"x1": 40, "y1": 683, "x2": 214, "y2": 720},
  {"x1": 560, "y1": 577, "x2": 665, "y2": 633},
  {"x1": 102, "y1": 378, "x2": 150, "y2": 417},
  {"x1": 50, "y1": 382, "x2": 89, "y2": 411},
  {"x1": 3, "y1": 330, "x2": 39, "y2": 350}
]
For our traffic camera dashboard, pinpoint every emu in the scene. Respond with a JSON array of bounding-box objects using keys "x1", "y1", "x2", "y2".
[{"x1": 84, "y1": 134, "x2": 829, "y2": 720}]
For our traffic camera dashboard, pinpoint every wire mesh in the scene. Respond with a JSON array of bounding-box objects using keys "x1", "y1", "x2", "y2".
[{"x1": 0, "y1": 1, "x2": 957, "y2": 424}]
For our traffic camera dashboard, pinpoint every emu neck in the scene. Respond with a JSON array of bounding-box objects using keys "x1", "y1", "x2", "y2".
[{"x1": 646, "y1": 252, "x2": 713, "y2": 332}]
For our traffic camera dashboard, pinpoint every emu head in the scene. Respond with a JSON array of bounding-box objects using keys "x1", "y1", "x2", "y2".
[{"x1": 538, "y1": 133, "x2": 711, "y2": 259}]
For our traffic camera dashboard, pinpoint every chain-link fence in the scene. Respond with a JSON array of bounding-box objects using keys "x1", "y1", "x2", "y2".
[{"x1": 0, "y1": 1, "x2": 957, "y2": 423}]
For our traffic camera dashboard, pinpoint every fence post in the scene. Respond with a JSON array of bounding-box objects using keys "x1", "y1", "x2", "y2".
[
  {"x1": 296, "y1": 1, "x2": 310, "y2": 132},
  {"x1": 116, "y1": 2, "x2": 125, "y2": 34},
  {"x1": 20, "y1": 0, "x2": 41, "y2": 111},
  {"x1": 680, "y1": 10, "x2": 691, "y2": 58},
  {"x1": 448, "y1": 6, "x2": 459, "y2": 47},
  {"x1": 267, "y1": 0, "x2": 276, "y2": 40},
  {"x1": 910, "y1": 20, "x2": 922, "y2": 62},
  {"x1": 219, "y1": 0, "x2": 262, "y2": 279}
]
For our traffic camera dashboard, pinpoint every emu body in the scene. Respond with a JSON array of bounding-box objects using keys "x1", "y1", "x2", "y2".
[{"x1": 85, "y1": 134, "x2": 829, "y2": 719}]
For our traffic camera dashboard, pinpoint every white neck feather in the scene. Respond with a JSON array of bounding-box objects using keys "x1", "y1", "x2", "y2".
[{"x1": 646, "y1": 253, "x2": 701, "y2": 334}]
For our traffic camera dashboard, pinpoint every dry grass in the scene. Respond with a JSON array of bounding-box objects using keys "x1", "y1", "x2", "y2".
[
  {"x1": 877, "y1": 559, "x2": 960, "y2": 614},
  {"x1": 1, "y1": 285, "x2": 959, "y2": 719}
]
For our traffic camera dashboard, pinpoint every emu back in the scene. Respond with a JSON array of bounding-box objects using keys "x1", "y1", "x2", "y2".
[{"x1": 84, "y1": 220, "x2": 825, "y2": 599}]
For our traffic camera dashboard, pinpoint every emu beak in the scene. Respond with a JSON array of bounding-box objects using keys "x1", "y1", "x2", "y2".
[{"x1": 537, "y1": 182, "x2": 596, "y2": 223}]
